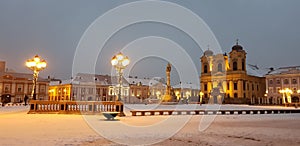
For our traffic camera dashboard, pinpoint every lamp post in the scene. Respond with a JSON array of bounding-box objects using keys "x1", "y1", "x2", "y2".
[
  {"x1": 111, "y1": 52, "x2": 130, "y2": 101},
  {"x1": 279, "y1": 88, "x2": 292, "y2": 105},
  {"x1": 199, "y1": 91, "x2": 204, "y2": 104},
  {"x1": 26, "y1": 55, "x2": 47, "y2": 100}
]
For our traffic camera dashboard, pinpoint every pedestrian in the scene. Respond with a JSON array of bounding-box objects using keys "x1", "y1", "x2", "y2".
[{"x1": 24, "y1": 95, "x2": 28, "y2": 106}]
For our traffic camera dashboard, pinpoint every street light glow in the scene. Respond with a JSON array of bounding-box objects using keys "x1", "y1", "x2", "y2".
[{"x1": 26, "y1": 54, "x2": 47, "y2": 100}]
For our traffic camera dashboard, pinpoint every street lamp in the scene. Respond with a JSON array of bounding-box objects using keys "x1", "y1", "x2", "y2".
[
  {"x1": 26, "y1": 55, "x2": 47, "y2": 100},
  {"x1": 111, "y1": 52, "x2": 130, "y2": 101},
  {"x1": 199, "y1": 91, "x2": 204, "y2": 104},
  {"x1": 279, "y1": 88, "x2": 292, "y2": 104}
]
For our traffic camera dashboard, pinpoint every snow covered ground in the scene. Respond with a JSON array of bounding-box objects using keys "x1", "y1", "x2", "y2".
[{"x1": 0, "y1": 104, "x2": 299, "y2": 146}]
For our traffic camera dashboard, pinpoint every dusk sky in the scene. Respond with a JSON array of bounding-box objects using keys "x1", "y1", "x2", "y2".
[{"x1": 0, "y1": 0, "x2": 299, "y2": 84}]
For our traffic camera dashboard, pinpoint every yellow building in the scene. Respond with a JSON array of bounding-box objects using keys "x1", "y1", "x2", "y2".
[{"x1": 200, "y1": 41, "x2": 266, "y2": 104}]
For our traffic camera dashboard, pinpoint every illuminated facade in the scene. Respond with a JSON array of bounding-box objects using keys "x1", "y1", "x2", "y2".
[
  {"x1": 0, "y1": 61, "x2": 49, "y2": 103},
  {"x1": 200, "y1": 41, "x2": 266, "y2": 104},
  {"x1": 265, "y1": 66, "x2": 300, "y2": 104},
  {"x1": 173, "y1": 82, "x2": 200, "y2": 102},
  {"x1": 126, "y1": 77, "x2": 165, "y2": 103},
  {"x1": 49, "y1": 73, "x2": 129, "y2": 101}
]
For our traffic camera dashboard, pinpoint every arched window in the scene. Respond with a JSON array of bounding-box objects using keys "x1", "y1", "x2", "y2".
[
  {"x1": 204, "y1": 64, "x2": 208, "y2": 73},
  {"x1": 284, "y1": 79, "x2": 289, "y2": 84},
  {"x1": 233, "y1": 61, "x2": 238, "y2": 71},
  {"x1": 218, "y1": 63, "x2": 222, "y2": 72},
  {"x1": 234, "y1": 93, "x2": 238, "y2": 98},
  {"x1": 242, "y1": 59, "x2": 245, "y2": 71}
]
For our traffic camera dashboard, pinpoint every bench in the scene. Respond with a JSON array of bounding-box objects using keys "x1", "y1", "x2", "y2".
[{"x1": 102, "y1": 112, "x2": 119, "y2": 120}]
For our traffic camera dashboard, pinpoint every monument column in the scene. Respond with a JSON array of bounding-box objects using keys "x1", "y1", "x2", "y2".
[{"x1": 162, "y1": 63, "x2": 173, "y2": 102}]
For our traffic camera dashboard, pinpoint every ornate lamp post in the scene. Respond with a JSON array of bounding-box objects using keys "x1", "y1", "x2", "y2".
[
  {"x1": 279, "y1": 88, "x2": 292, "y2": 105},
  {"x1": 199, "y1": 91, "x2": 204, "y2": 104},
  {"x1": 111, "y1": 52, "x2": 130, "y2": 101},
  {"x1": 26, "y1": 55, "x2": 47, "y2": 100}
]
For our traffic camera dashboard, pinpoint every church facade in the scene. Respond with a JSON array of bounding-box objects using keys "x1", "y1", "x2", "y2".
[{"x1": 200, "y1": 41, "x2": 266, "y2": 104}]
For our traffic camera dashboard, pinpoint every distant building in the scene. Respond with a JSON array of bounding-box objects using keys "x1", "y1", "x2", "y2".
[
  {"x1": 265, "y1": 66, "x2": 300, "y2": 104},
  {"x1": 200, "y1": 41, "x2": 267, "y2": 104},
  {"x1": 126, "y1": 77, "x2": 165, "y2": 103},
  {"x1": 0, "y1": 61, "x2": 49, "y2": 103},
  {"x1": 173, "y1": 82, "x2": 200, "y2": 102},
  {"x1": 49, "y1": 73, "x2": 129, "y2": 102}
]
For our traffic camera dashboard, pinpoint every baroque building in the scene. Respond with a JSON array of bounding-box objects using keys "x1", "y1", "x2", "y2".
[
  {"x1": 0, "y1": 61, "x2": 49, "y2": 103},
  {"x1": 49, "y1": 73, "x2": 129, "y2": 102},
  {"x1": 265, "y1": 66, "x2": 300, "y2": 105},
  {"x1": 49, "y1": 73, "x2": 166, "y2": 103},
  {"x1": 200, "y1": 41, "x2": 266, "y2": 104}
]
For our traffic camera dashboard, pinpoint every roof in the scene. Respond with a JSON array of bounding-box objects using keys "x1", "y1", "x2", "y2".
[
  {"x1": 266, "y1": 66, "x2": 300, "y2": 76},
  {"x1": 126, "y1": 77, "x2": 164, "y2": 87},
  {"x1": 51, "y1": 73, "x2": 129, "y2": 86},
  {"x1": 246, "y1": 64, "x2": 269, "y2": 77},
  {"x1": 0, "y1": 71, "x2": 49, "y2": 82},
  {"x1": 173, "y1": 83, "x2": 200, "y2": 90}
]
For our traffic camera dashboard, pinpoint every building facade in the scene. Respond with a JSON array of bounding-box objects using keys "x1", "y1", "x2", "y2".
[
  {"x1": 49, "y1": 73, "x2": 130, "y2": 102},
  {"x1": 265, "y1": 66, "x2": 300, "y2": 104},
  {"x1": 200, "y1": 41, "x2": 266, "y2": 104},
  {"x1": 173, "y1": 82, "x2": 200, "y2": 102},
  {"x1": 0, "y1": 61, "x2": 49, "y2": 103}
]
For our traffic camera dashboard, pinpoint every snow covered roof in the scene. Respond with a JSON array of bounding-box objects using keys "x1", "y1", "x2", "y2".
[
  {"x1": 173, "y1": 83, "x2": 200, "y2": 90},
  {"x1": 246, "y1": 64, "x2": 269, "y2": 77},
  {"x1": 266, "y1": 66, "x2": 300, "y2": 75},
  {"x1": 0, "y1": 72, "x2": 49, "y2": 82},
  {"x1": 125, "y1": 77, "x2": 163, "y2": 87}
]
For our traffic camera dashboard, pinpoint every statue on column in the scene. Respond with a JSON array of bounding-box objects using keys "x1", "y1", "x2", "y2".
[{"x1": 162, "y1": 63, "x2": 175, "y2": 102}]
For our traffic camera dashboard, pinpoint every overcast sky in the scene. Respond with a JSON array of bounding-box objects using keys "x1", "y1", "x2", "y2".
[{"x1": 0, "y1": 0, "x2": 299, "y2": 84}]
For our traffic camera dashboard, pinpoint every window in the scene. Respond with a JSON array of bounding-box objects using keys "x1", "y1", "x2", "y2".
[
  {"x1": 294, "y1": 88, "x2": 297, "y2": 93},
  {"x1": 4, "y1": 84, "x2": 10, "y2": 93},
  {"x1": 218, "y1": 63, "x2": 222, "y2": 72},
  {"x1": 268, "y1": 87, "x2": 273, "y2": 93},
  {"x1": 234, "y1": 93, "x2": 238, "y2": 98},
  {"x1": 17, "y1": 84, "x2": 23, "y2": 93},
  {"x1": 40, "y1": 85, "x2": 45, "y2": 93},
  {"x1": 257, "y1": 85, "x2": 259, "y2": 91},
  {"x1": 242, "y1": 59, "x2": 245, "y2": 71},
  {"x1": 81, "y1": 88, "x2": 85, "y2": 94},
  {"x1": 204, "y1": 84, "x2": 208, "y2": 91},
  {"x1": 276, "y1": 79, "x2": 280, "y2": 84},
  {"x1": 233, "y1": 61, "x2": 238, "y2": 71},
  {"x1": 243, "y1": 81, "x2": 246, "y2": 91},
  {"x1": 269, "y1": 79, "x2": 273, "y2": 85},
  {"x1": 227, "y1": 82, "x2": 230, "y2": 90},
  {"x1": 292, "y1": 79, "x2": 297, "y2": 84},
  {"x1": 252, "y1": 84, "x2": 254, "y2": 91},
  {"x1": 204, "y1": 64, "x2": 208, "y2": 73},
  {"x1": 284, "y1": 79, "x2": 289, "y2": 84},
  {"x1": 234, "y1": 83, "x2": 238, "y2": 90}
]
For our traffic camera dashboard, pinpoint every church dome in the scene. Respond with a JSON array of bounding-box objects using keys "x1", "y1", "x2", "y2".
[
  {"x1": 204, "y1": 49, "x2": 213, "y2": 56},
  {"x1": 232, "y1": 39, "x2": 243, "y2": 51}
]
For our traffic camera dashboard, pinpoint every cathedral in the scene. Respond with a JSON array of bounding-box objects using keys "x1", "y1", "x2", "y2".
[{"x1": 200, "y1": 41, "x2": 266, "y2": 104}]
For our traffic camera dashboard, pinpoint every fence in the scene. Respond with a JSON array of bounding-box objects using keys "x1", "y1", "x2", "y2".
[{"x1": 28, "y1": 100, "x2": 124, "y2": 115}]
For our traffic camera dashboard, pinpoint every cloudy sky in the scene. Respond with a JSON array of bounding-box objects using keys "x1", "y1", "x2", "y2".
[{"x1": 0, "y1": 0, "x2": 299, "y2": 84}]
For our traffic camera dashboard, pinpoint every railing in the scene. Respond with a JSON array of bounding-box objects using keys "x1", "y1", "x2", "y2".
[
  {"x1": 130, "y1": 109, "x2": 300, "y2": 116},
  {"x1": 28, "y1": 100, "x2": 124, "y2": 115}
]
